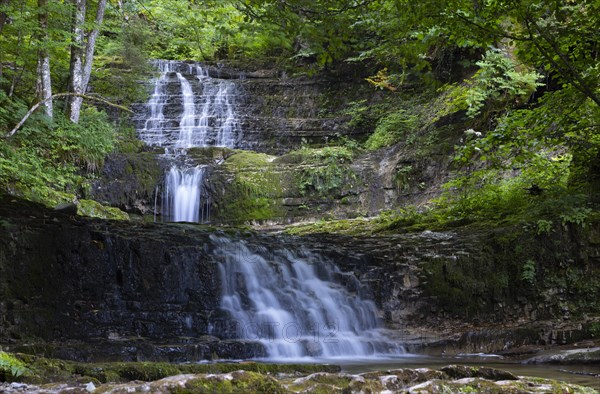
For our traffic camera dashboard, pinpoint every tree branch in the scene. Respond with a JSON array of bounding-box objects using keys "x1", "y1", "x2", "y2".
[
  {"x1": 523, "y1": 16, "x2": 600, "y2": 107},
  {"x1": 4, "y1": 93, "x2": 133, "y2": 139}
]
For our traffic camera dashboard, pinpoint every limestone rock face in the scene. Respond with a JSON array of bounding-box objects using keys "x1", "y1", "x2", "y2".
[
  {"x1": 94, "y1": 62, "x2": 460, "y2": 224},
  {"x1": 2, "y1": 196, "x2": 600, "y2": 362}
]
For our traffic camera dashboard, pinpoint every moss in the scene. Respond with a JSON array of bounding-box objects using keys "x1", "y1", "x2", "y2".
[
  {"x1": 177, "y1": 371, "x2": 285, "y2": 394},
  {"x1": 286, "y1": 217, "x2": 374, "y2": 236},
  {"x1": 12, "y1": 354, "x2": 73, "y2": 384},
  {"x1": 12, "y1": 184, "x2": 74, "y2": 208},
  {"x1": 8, "y1": 353, "x2": 341, "y2": 384},
  {"x1": 9, "y1": 185, "x2": 127, "y2": 221},
  {"x1": 187, "y1": 146, "x2": 237, "y2": 164},
  {"x1": 77, "y1": 199, "x2": 130, "y2": 220},
  {"x1": 364, "y1": 109, "x2": 419, "y2": 150},
  {"x1": 218, "y1": 151, "x2": 284, "y2": 223}
]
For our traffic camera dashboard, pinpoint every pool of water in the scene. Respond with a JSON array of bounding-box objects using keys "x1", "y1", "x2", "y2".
[{"x1": 337, "y1": 355, "x2": 600, "y2": 390}]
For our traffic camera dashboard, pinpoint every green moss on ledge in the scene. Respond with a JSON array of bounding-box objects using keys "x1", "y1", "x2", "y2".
[
  {"x1": 2, "y1": 354, "x2": 596, "y2": 393},
  {"x1": 77, "y1": 199, "x2": 130, "y2": 220},
  {"x1": 7, "y1": 353, "x2": 340, "y2": 384},
  {"x1": 8, "y1": 185, "x2": 129, "y2": 221},
  {"x1": 217, "y1": 151, "x2": 284, "y2": 222}
]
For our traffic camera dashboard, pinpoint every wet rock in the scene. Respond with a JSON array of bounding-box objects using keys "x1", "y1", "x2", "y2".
[
  {"x1": 0, "y1": 369, "x2": 596, "y2": 394},
  {"x1": 440, "y1": 364, "x2": 518, "y2": 380},
  {"x1": 90, "y1": 152, "x2": 162, "y2": 215},
  {"x1": 53, "y1": 202, "x2": 77, "y2": 215},
  {"x1": 525, "y1": 347, "x2": 600, "y2": 365}
]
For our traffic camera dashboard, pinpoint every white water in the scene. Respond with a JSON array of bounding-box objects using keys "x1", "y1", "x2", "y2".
[
  {"x1": 174, "y1": 72, "x2": 197, "y2": 149},
  {"x1": 137, "y1": 61, "x2": 405, "y2": 361},
  {"x1": 140, "y1": 60, "x2": 174, "y2": 147},
  {"x1": 162, "y1": 166, "x2": 209, "y2": 223},
  {"x1": 211, "y1": 235, "x2": 404, "y2": 360},
  {"x1": 138, "y1": 60, "x2": 242, "y2": 222}
]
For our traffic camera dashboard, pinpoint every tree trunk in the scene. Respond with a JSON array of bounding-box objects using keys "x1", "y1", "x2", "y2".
[
  {"x1": 0, "y1": 0, "x2": 9, "y2": 34},
  {"x1": 81, "y1": 0, "x2": 107, "y2": 93},
  {"x1": 36, "y1": 0, "x2": 53, "y2": 117},
  {"x1": 67, "y1": 0, "x2": 86, "y2": 123}
]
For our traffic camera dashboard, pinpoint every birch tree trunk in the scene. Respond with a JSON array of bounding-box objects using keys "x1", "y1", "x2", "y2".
[
  {"x1": 36, "y1": 0, "x2": 53, "y2": 117},
  {"x1": 81, "y1": 0, "x2": 107, "y2": 93},
  {"x1": 67, "y1": 0, "x2": 86, "y2": 123}
]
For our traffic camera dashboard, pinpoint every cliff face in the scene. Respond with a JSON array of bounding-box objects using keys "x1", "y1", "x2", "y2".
[
  {"x1": 2, "y1": 196, "x2": 600, "y2": 362},
  {"x1": 91, "y1": 62, "x2": 461, "y2": 224}
]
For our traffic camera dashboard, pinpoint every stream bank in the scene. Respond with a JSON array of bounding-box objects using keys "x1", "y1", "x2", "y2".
[{"x1": 0, "y1": 353, "x2": 597, "y2": 393}]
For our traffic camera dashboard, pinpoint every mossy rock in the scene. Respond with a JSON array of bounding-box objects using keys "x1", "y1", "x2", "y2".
[
  {"x1": 224, "y1": 151, "x2": 276, "y2": 168},
  {"x1": 286, "y1": 372, "x2": 355, "y2": 392},
  {"x1": 217, "y1": 151, "x2": 284, "y2": 222},
  {"x1": 11, "y1": 184, "x2": 74, "y2": 208},
  {"x1": 77, "y1": 199, "x2": 130, "y2": 220},
  {"x1": 6, "y1": 353, "x2": 341, "y2": 385},
  {"x1": 177, "y1": 371, "x2": 285, "y2": 394},
  {"x1": 187, "y1": 146, "x2": 237, "y2": 164},
  {"x1": 440, "y1": 365, "x2": 517, "y2": 380}
]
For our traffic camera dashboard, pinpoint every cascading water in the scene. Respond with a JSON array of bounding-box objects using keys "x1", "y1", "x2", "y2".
[
  {"x1": 210, "y1": 235, "x2": 404, "y2": 360},
  {"x1": 137, "y1": 60, "x2": 242, "y2": 222},
  {"x1": 137, "y1": 60, "x2": 403, "y2": 361},
  {"x1": 162, "y1": 166, "x2": 209, "y2": 223},
  {"x1": 140, "y1": 61, "x2": 174, "y2": 147}
]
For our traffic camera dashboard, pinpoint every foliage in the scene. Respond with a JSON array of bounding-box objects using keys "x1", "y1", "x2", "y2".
[
  {"x1": 296, "y1": 146, "x2": 357, "y2": 196},
  {"x1": 394, "y1": 165, "x2": 417, "y2": 193},
  {"x1": 536, "y1": 219, "x2": 553, "y2": 235},
  {"x1": 0, "y1": 352, "x2": 29, "y2": 381},
  {"x1": 521, "y1": 259, "x2": 536, "y2": 285},
  {"x1": 560, "y1": 207, "x2": 592, "y2": 228},
  {"x1": 0, "y1": 93, "x2": 116, "y2": 209},
  {"x1": 590, "y1": 322, "x2": 600, "y2": 338},
  {"x1": 364, "y1": 109, "x2": 419, "y2": 150},
  {"x1": 343, "y1": 99, "x2": 397, "y2": 135},
  {"x1": 464, "y1": 49, "x2": 543, "y2": 117},
  {"x1": 365, "y1": 68, "x2": 401, "y2": 92}
]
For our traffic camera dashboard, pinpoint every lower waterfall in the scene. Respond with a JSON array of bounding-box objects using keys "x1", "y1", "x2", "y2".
[{"x1": 210, "y1": 235, "x2": 404, "y2": 360}]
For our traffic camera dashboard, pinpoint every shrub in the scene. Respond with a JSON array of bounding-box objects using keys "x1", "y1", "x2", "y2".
[
  {"x1": 364, "y1": 109, "x2": 418, "y2": 150},
  {"x1": 0, "y1": 352, "x2": 29, "y2": 381}
]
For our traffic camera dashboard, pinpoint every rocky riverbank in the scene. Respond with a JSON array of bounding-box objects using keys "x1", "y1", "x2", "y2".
[{"x1": 0, "y1": 355, "x2": 597, "y2": 393}]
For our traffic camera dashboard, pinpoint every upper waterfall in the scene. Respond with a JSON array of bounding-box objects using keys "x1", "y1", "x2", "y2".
[
  {"x1": 137, "y1": 60, "x2": 242, "y2": 150},
  {"x1": 136, "y1": 60, "x2": 243, "y2": 222}
]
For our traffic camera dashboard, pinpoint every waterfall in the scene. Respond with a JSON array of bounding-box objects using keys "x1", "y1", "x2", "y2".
[
  {"x1": 163, "y1": 166, "x2": 209, "y2": 223},
  {"x1": 211, "y1": 235, "x2": 404, "y2": 360},
  {"x1": 174, "y1": 72, "x2": 197, "y2": 149},
  {"x1": 134, "y1": 61, "x2": 404, "y2": 361},
  {"x1": 140, "y1": 60, "x2": 174, "y2": 147},
  {"x1": 137, "y1": 60, "x2": 242, "y2": 222}
]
